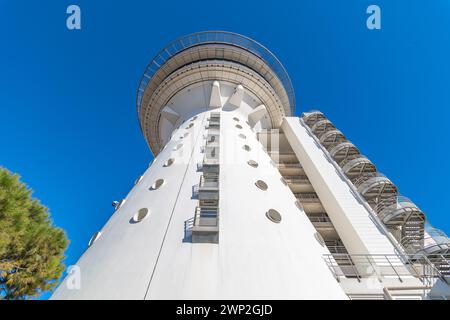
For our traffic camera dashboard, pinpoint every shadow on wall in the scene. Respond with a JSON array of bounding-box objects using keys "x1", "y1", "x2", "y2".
[{"x1": 183, "y1": 217, "x2": 194, "y2": 243}]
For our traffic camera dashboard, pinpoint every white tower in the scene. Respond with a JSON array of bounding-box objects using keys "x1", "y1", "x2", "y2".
[{"x1": 52, "y1": 31, "x2": 450, "y2": 300}]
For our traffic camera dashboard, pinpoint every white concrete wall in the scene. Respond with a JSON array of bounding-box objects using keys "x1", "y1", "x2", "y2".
[
  {"x1": 52, "y1": 111, "x2": 207, "y2": 299},
  {"x1": 281, "y1": 117, "x2": 399, "y2": 257},
  {"x1": 52, "y1": 83, "x2": 347, "y2": 300}
]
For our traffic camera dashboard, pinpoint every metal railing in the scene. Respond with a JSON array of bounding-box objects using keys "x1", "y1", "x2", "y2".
[
  {"x1": 413, "y1": 223, "x2": 450, "y2": 256},
  {"x1": 284, "y1": 176, "x2": 310, "y2": 184},
  {"x1": 302, "y1": 110, "x2": 325, "y2": 127},
  {"x1": 426, "y1": 254, "x2": 450, "y2": 278},
  {"x1": 268, "y1": 151, "x2": 296, "y2": 156},
  {"x1": 199, "y1": 174, "x2": 219, "y2": 189},
  {"x1": 294, "y1": 192, "x2": 320, "y2": 202},
  {"x1": 209, "y1": 112, "x2": 221, "y2": 119},
  {"x1": 351, "y1": 172, "x2": 391, "y2": 188},
  {"x1": 319, "y1": 130, "x2": 347, "y2": 148},
  {"x1": 326, "y1": 246, "x2": 349, "y2": 254},
  {"x1": 334, "y1": 155, "x2": 361, "y2": 168},
  {"x1": 374, "y1": 196, "x2": 424, "y2": 222},
  {"x1": 277, "y1": 162, "x2": 302, "y2": 168},
  {"x1": 207, "y1": 121, "x2": 220, "y2": 129},
  {"x1": 311, "y1": 120, "x2": 336, "y2": 139},
  {"x1": 339, "y1": 154, "x2": 374, "y2": 171},
  {"x1": 307, "y1": 213, "x2": 332, "y2": 223},
  {"x1": 137, "y1": 31, "x2": 295, "y2": 115},
  {"x1": 323, "y1": 253, "x2": 442, "y2": 286},
  {"x1": 194, "y1": 206, "x2": 219, "y2": 227}
]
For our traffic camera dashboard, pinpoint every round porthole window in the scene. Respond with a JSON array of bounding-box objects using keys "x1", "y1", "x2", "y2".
[
  {"x1": 255, "y1": 180, "x2": 268, "y2": 191},
  {"x1": 247, "y1": 160, "x2": 258, "y2": 168},
  {"x1": 88, "y1": 231, "x2": 101, "y2": 247},
  {"x1": 164, "y1": 158, "x2": 174, "y2": 167},
  {"x1": 187, "y1": 123, "x2": 194, "y2": 129},
  {"x1": 173, "y1": 144, "x2": 183, "y2": 151},
  {"x1": 236, "y1": 124, "x2": 242, "y2": 129},
  {"x1": 233, "y1": 117, "x2": 240, "y2": 122},
  {"x1": 183, "y1": 132, "x2": 189, "y2": 138},
  {"x1": 239, "y1": 133, "x2": 246, "y2": 139},
  {"x1": 150, "y1": 179, "x2": 164, "y2": 190},
  {"x1": 133, "y1": 208, "x2": 149, "y2": 223},
  {"x1": 243, "y1": 145, "x2": 251, "y2": 151},
  {"x1": 266, "y1": 209, "x2": 282, "y2": 223},
  {"x1": 192, "y1": 116, "x2": 198, "y2": 120}
]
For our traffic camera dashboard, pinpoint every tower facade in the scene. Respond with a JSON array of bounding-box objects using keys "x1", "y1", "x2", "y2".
[{"x1": 52, "y1": 31, "x2": 450, "y2": 300}]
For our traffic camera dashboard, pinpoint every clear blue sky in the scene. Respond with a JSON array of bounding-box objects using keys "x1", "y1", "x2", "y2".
[{"x1": 1, "y1": 1, "x2": 450, "y2": 299}]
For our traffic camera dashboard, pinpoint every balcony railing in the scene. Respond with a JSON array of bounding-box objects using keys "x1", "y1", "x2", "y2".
[
  {"x1": 351, "y1": 172, "x2": 389, "y2": 188},
  {"x1": 207, "y1": 121, "x2": 220, "y2": 129},
  {"x1": 294, "y1": 192, "x2": 320, "y2": 202},
  {"x1": 277, "y1": 162, "x2": 302, "y2": 169},
  {"x1": 338, "y1": 154, "x2": 368, "y2": 168},
  {"x1": 326, "y1": 246, "x2": 349, "y2": 254},
  {"x1": 191, "y1": 206, "x2": 220, "y2": 244},
  {"x1": 137, "y1": 31, "x2": 295, "y2": 116},
  {"x1": 307, "y1": 213, "x2": 332, "y2": 223},
  {"x1": 193, "y1": 206, "x2": 219, "y2": 228},
  {"x1": 200, "y1": 174, "x2": 219, "y2": 187},
  {"x1": 283, "y1": 176, "x2": 310, "y2": 184},
  {"x1": 412, "y1": 223, "x2": 450, "y2": 256},
  {"x1": 323, "y1": 253, "x2": 443, "y2": 285}
]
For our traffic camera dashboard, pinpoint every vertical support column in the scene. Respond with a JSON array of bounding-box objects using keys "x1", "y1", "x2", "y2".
[{"x1": 282, "y1": 117, "x2": 399, "y2": 257}]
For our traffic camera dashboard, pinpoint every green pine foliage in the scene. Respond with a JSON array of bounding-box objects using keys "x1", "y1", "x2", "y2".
[{"x1": 0, "y1": 167, "x2": 68, "y2": 299}]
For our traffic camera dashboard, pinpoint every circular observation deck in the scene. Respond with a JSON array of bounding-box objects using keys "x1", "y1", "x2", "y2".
[{"x1": 136, "y1": 31, "x2": 296, "y2": 154}]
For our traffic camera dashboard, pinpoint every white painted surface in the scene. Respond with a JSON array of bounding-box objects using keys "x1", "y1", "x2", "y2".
[
  {"x1": 161, "y1": 106, "x2": 180, "y2": 125},
  {"x1": 248, "y1": 104, "x2": 267, "y2": 127},
  {"x1": 52, "y1": 84, "x2": 347, "y2": 300},
  {"x1": 209, "y1": 81, "x2": 222, "y2": 108},
  {"x1": 282, "y1": 117, "x2": 399, "y2": 257}
]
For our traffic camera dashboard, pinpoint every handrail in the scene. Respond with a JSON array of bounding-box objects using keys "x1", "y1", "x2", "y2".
[
  {"x1": 311, "y1": 119, "x2": 336, "y2": 138},
  {"x1": 338, "y1": 154, "x2": 368, "y2": 168},
  {"x1": 199, "y1": 174, "x2": 219, "y2": 188},
  {"x1": 414, "y1": 223, "x2": 450, "y2": 255},
  {"x1": 308, "y1": 214, "x2": 332, "y2": 223},
  {"x1": 301, "y1": 111, "x2": 325, "y2": 126},
  {"x1": 277, "y1": 162, "x2": 302, "y2": 168},
  {"x1": 326, "y1": 246, "x2": 349, "y2": 254},
  {"x1": 294, "y1": 192, "x2": 320, "y2": 201},
  {"x1": 194, "y1": 206, "x2": 219, "y2": 227},
  {"x1": 319, "y1": 129, "x2": 347, "y2": 145},
  {"x1": 351, "y1": 172, "x2": 391, "y2": 188},
  {"x1": 425, "y1": 223, "x2": 450, "y2": 245},
  {"x1": 323, "y1": 253, "x2": 444, "y2": 285},
  {"x1": 329, "y1": 141, "x2": 359, "y2": 156},
  {"x1": 137, "y1": 30, "x2": 295, "y2": 116},
  {"x1": 284, "y1": 176, "x2": 309, "y2": 183},
  {"x1": 374, "y1": 196, "x2": 422, "y2": 219}
]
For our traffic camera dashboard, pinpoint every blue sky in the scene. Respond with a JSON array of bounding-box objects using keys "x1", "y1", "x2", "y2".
[{"x1": 1, "y1": 0, "x2": 450, "y2": 299}]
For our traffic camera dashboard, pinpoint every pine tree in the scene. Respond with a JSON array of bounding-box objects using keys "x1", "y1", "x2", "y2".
[{"x1": 0, "y1": 167, "x2": 68, "y2": 299}]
